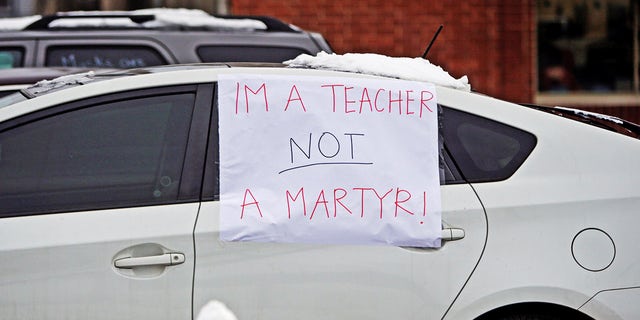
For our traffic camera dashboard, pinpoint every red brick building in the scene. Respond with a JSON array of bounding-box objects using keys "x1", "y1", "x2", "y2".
[{"x1": 231, "y1": 0, "x2": 640, "y2": 124}]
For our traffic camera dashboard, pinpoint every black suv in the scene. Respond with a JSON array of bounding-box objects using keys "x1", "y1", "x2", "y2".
[{"x1": 0, "y1": 9, "x2": 332, "y2": 69}]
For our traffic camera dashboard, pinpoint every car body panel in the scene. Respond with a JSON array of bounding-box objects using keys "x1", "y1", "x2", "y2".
[
  {"x1": 0, "y1": 203, "x2": 198, "y2": 319},
  {"x1": 437, "y1": 87, "x2": 640, "y2": 319},
  {"x1": 193, "y1": 183, "x2": 487, "y2": 320},
  {"x1": 580, "y1": 287, "x2": 640, "y2": 320}
]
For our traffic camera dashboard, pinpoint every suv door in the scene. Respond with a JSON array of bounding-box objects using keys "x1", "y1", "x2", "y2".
[
  {"x1": 191, "y1": 94, "x2": 488, "y2": 319},
  {"x1": 0, "y1": 84, "x2": 212, "y2": 319}
]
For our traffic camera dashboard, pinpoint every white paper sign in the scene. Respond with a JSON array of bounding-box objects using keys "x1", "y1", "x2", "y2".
[{"x1": 218, "y1": 74, "x2": 441, "y2": 247}]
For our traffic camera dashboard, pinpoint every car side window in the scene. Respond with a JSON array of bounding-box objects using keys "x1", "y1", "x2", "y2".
[
  {"x1": 442, "y1": 106, "x2": 536, "y2": 183},
  {"x1": 46, "y1": 45, "x2": 167, "y2": 68},
  {"x1": 0, "y1": 92, "x2": 195, "y2": 217},
  {"x1": 197, "y1": 45, "x2": 310, "y2": 63},
  {"x1": 0, "y1": 47, "x2": 24, "y2": 68}
]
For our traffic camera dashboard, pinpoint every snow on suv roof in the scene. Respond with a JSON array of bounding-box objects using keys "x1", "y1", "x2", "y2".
[
  {"x1": 284, "y1": 52, "x2": 471, "y2": 91},
  {"x1": 0, "y1": 8, "x2": 268, "y2": 31},
  {"x1": 0, "y1": 15, "x2": 41, "y2": 31}
]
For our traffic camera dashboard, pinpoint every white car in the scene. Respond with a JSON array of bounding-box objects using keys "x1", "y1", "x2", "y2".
[{"x1": 0, "y1": 56, "x2": 638, "y2": 320}]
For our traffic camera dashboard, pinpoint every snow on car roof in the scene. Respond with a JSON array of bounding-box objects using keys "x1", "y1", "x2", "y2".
[
  {"x1": 27, "y1": 71, "x2": 96, "y2": 95},
  {"x1": 284, "y1": 52, "x2": 471, "y2": 91},
  {"x1": 0, "y1": 15, "x2": 41, "y2": 30},
  {"x1": 555, "y1": 106, "x2": 625, "y2": 125},
  {"x1": 0, "y1": 8, "x2": 267, "y2": 31}
]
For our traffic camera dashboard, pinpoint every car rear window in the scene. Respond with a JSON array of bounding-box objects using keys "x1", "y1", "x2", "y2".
[
  {"x1": 197, "y1": 45, "x2": 309, "y2": 63},
  {"x1": 442, "y1": 106, "x2": 536, "y2": 183},
  {"x1": 0, "y1": 48, "x2": 24, "y2": 68},
  {"x1": 46, "y1": 45, "x2": 167, "y2": 68}
]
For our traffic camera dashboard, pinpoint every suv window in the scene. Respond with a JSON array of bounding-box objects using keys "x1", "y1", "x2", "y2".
[
  {"x1": 46, "y1": 45, "x2": 167, "y2": 68},
  {"x1": 197, "y1": 45, "x2": 310, "y2": 63},
  {"x1": 442, "y1": 106, "x2": 536, "y2": 183},
  {"x1": 0, "y1": 47, "x2": 24, "y2": 68},
  {"x1": 0, "y1": 91, "x2": 195, "y2": 217}
]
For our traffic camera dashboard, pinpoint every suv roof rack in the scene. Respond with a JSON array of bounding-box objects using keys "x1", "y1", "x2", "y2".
[
  {"x1": 24, "y1": 14, "x2": 154, "y2": 30},
  {"x1": 23, "y1": 11, "x2": 298, "y2": 32}
]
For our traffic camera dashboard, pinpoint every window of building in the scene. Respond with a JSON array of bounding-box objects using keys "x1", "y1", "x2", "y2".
[{"x1": 537, "y1": 0, "x2": 637, "y2": 96}]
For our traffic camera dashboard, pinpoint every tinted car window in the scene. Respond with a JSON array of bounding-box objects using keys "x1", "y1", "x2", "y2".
[
  {"x1": 46, "y1": 46, "x2": 167, "y2": 68},
  {"x1": 0, "y1": 89, "x2": 23, "y2": 99},
  {"x1": 197, "y1": 45, "x2": 309, "y2": 63},
  {"x1": 0, "y1": 48, "x2": 24, "y2": 68},
  {"x1": 0, "y1": 92, "x2": 195, "y2": 217},
  {"x1": 442, "y1": 106, "x2": 536, "y2": 183}
]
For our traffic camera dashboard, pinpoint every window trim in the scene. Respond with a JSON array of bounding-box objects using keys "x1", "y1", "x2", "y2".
[
  {"x1": 201, "y1": 85, "x2": 219, "y2": 201},
  {"x1": 180, "y1": 83, "x2": 214, "y2": 201}
]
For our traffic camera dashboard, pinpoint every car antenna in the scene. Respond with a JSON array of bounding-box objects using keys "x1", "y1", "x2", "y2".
[{"x1": 422, "y1": 24, "x2": 444, "y2": 59}]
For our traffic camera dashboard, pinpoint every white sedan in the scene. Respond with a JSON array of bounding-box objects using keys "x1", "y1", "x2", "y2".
[{"x1": 0, "y1": 56, "x2": 638, "y2": 320}]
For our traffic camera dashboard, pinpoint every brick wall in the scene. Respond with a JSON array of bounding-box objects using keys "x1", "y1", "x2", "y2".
[{"x1": 231, "y1": 0, "x2": 535, "y2": 104}]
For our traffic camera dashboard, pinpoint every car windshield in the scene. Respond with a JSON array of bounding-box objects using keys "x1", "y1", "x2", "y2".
[{"x1": 524, "y1": 104, "x2": 640, "y2": 139}]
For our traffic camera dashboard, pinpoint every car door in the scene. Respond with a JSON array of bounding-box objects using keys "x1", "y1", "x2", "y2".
[
  {"x1": 191, "y1": 93, "x2": 488, "y2": 319},
  {"x1": 0, "y1": 84, "x2": 212, "y2": 319}
]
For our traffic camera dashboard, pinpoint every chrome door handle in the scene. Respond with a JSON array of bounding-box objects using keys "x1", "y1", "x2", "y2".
[
  {"x1": 441, "y1": 228, "x2": 465, "y2": 241},
  {"x1": 114, "y1": 252, "x2": 185, "y2": 269}
]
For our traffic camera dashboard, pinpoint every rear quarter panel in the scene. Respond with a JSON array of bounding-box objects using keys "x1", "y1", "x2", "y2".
[{"x1": 437, "y1": 87, "x2": 640, "y2": 319}]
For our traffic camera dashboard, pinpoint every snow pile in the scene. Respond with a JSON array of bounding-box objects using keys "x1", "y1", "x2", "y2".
[
  {"x1": 136, "y1": 8, "x2": 266, "y2": 30},
  {"x1": 44, "y1": 8, "x2": 267, "y2": 31},
  {"x1": 284, "y1": 52, "x2": 470, "y2": 91},
  {"x1": 196, "y1": 300, "x2": 238, "y2": 320},
  {"x1": 555, "y1": 106, "x2": 624, "y2": 124},
  {"x1": 29, "y1": 71, "x2": 95, "y2": 94},
  {"x1": 0, "y1": 15, "x2": 41, "y2": 30},
  {"x1": 49, "y1": 16, "x2": 139, "y2": 28}
]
